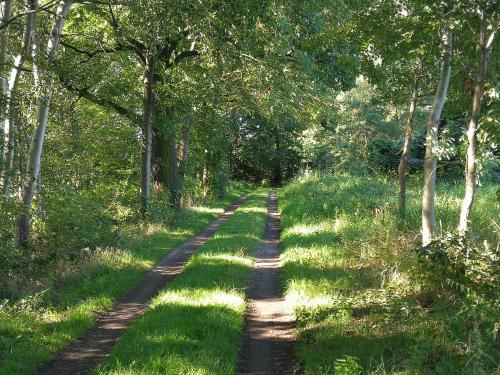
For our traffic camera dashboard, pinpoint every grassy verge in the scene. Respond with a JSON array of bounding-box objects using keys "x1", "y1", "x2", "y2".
[
  {"x1": 279, "y1": 173, "x2": 498, "y2": 375},
  {"x1": 0, "y1": 185, "x2": 247, "y2": 375},
  {"x1": 93, "y1": 190, "x2": 269, "y2": 375}
]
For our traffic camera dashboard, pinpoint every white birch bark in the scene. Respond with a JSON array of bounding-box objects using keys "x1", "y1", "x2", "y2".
[
  {"x1": 17, "y1": 0, "x2": 74, "y2": 246},
  {"x1": 422, "y1": 32, "x2": 452, "y2": 246},
  {"x1": 458, "y1": 11, "x2": 496, "y2": 236},
  {"x1": 3, "y1": 0, "x2": 36, "y2": 196},
  {"x1": 0, "y1": 0, "x2": 13, "y2": 180}
]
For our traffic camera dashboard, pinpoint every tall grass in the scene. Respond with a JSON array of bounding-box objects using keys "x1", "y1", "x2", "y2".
[{"x1": 279, "y1": 173, "x2": 498, "y2": 375}]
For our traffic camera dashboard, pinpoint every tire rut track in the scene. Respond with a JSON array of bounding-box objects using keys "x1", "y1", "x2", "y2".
[
  {"x1": 237, "y1": 191, "x2": 297, "y2": 375},
  {"x1": 37, "y1": 194, "x2": 249, "y2": 375}
]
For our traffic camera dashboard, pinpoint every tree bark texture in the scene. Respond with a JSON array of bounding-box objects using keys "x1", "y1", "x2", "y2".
[
  {"x1": 458, "y1": 10, "x2": 495, "y2": 236},
  {"x1": 0, "y1": 0, "x2": 13, "y2": 180},
  {"x1": 140, "y1": 56, "x2": 156, "y2": 217},
  {"x1": 398, "y1": 78, "x2": 418, "y2": 218},
  {"x1": 17, "y1": 0, "x2": 74, "y2": 246},
  {"x1": 422, "y1": 32, "x2": 452, "y2": 246},
  {"x1": 3, "y1": 0, "x2": 36, "y2": 196}
]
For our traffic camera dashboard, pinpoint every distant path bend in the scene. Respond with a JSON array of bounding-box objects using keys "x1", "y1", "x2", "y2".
[
  {"x1": 37, "y1": 194, "x2": 249, "y2": 375},
  {"x1": 237, "y1": 191, "x2": 297, "y2": 375}
]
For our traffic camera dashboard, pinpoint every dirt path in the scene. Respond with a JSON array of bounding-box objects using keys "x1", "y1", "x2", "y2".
[
  {"x1": 37, "y1": 194, "x2": 248, "y2": 375},
  {"x1": 237, "y1": 191, "x2": 296, "y2": 375}
]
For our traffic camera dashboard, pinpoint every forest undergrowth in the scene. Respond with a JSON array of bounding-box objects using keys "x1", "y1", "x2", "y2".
[{"x1": 279, "y1": 173, "x2": 499, "y2": 375}]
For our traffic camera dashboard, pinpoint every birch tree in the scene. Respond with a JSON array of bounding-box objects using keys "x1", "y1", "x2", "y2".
[
  {"x1": 17, "y1": 0, "x2": 74, "y2": 246},
  {"x1": 458, "y1": 4, "x2": 497, "y2": 236},
  {"x1": 0, "y1": 0, "x2": 13, "y2": 180},
  {"x1": 3, "y1": 0, "x2": 36, "y2": 196},
  {"x1": 421, "y1": 31, "x2": 452, "y2": 246},
  {"x1": 398, "y1": 77, "x2": 419, "y2": 218}
]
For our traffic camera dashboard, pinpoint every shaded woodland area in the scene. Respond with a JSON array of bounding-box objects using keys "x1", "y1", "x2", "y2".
[{"x1": 0, "y1": 0, "x2": 498, "y2": 374}]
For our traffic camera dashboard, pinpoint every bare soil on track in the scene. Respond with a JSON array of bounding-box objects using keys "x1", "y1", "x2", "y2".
[{"x1": 237, "y1": 191, "x2": 297, "y2": 375}]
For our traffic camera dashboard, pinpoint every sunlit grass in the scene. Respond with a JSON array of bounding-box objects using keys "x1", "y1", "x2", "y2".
[
  {"x1": 155, "y1": 288, "x2": 245, "y2": 310},
  {"x1": 279, "y1": 173, "x2": 498, "y2": 375},
  {"x1": 0, "y1": 185, "x2": 248, "y2": 375},
  {"x1": 189, "y1": 206, "x2": 226, "y2": 214},
  {"x1": 93, "y1": 191, "x2": 269, "y2": 375}
]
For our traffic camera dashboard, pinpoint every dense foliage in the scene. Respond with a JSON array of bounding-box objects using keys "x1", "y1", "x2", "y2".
[{"x1": 0, "y1": 0, "x2": 498, "y2": 373}]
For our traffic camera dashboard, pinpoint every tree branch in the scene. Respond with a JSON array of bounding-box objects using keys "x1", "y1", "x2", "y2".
[
  {"x1": 57, "y1": 75, "x2": 140, "y2": 123},
  {"x1": 60, "y1": 40, "x2": 135, "y2": 63},
  {"x1": 173, "y1": 49, "x2": 199, "y2": 65},
  {"x1": 0, "y1": 0, "x2": 59, "y2": 30}
]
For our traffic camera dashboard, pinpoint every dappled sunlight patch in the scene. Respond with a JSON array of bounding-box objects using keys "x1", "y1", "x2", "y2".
[
  {"x1": 238, "y1": 206, "x2": 268, "y2": 214},
  {"x1": 286, "y1": 287, "x2": 335, "y2": 311},
  {"x1": 285, "y1": 221, "x2": 336, "y2": 237},
  {"x1": 38, "y1": 308, "x2": 64, "y2": 324},
  {"x1": 144, "y1": 331, "x2": 198, "y2": 346},
  {"x1": 210, "y1": 233, "x2": 260, "y2": 242},
  {"x1": 97, "y1": 250, "x2": 153, "y2": 271},
  {"x1": 194, "y1": 253, "x2": 253, "y2": 268},
  {"x1": 189, "y1": 206, "x2": 225, "y2": 215},
  {"x1": 143, "y1": 226, "x2": 193, "y2": 239},
  {"x1": 281, "y1": 245, "x2": 347, "y2": 269},
  {"x1": 154, "y1": 288, "x2": 245, "y2": 311},
  {"x1": 144, "y1": 223, "x2": 168, "y2": 235}
]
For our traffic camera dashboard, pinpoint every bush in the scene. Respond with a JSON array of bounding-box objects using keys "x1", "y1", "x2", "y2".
[
  {"x1": 416, "y1": 234, "x2": 500, "y2": 373},
  {"x1": 368, "y1": 134, "x2": 426, "y2": 175}
]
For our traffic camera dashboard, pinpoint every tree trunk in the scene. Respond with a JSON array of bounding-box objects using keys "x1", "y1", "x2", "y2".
[
  {"x1": 140, "y1": 57, "x2": 155, "y2": 217},
  {"x1": 165, "y1": 131, "x2": 181, "y2": 209},
  {"x1": 3, "y1": 113, "x2": 17, "y2": 196},
  {"x1": 202, "y1": 148, "x2": 209, "y2": 197},
  {"x1": 151, "y1": 113, "x2": 187, "y2": 208},
  {"x1": 0, "y1": 0, "x2": 13, "y2": 181},
  {"x1": 36, "y1": 171, "x2": 45, "y2": 219},
  {"x1": 3, "y1": 0, "x2": 36, "y2": 196},
  {"x1": 272, "y1": 129, "x2": 282, "y2": 187},
  {"x1": 177, "y1": 123, "x2": 189, "y2": 205},
  {"x1": 16, "y1": 0, "x2": 74, "y2": 247},
  {"x1": 16, "y1": 135, "x2": 24, "y2": 200},
  {"x1": 422, "y1": 32, "x2": 452, "y2": 246},
  {"x1": 458, "y1": 11, "x2": 495, "y2": 236},
  {"x1": 398, "y1": 78, "x2": 418, "y2": 218}
]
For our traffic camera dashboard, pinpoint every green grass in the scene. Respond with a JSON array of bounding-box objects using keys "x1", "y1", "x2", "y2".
[
  {"x1": 279, "y1": 173, "x2": 498, "y2": 375},
  {"x1": 0, "y1": 185, "x2": 247, "y2": 375},
  {"x1": 93, "y1": 190, "x2": 268, "y2": 375}
]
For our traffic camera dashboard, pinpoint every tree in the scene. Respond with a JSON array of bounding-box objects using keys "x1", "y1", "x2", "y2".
[
  {"x1": 3, "y1": 0, "x2": 36, "y2": 196},
  {"x1": 458, "y1": 3, "x2": 497, "y2": 236},
  {"x1": 17, "y1": 0, "x2": 74, "y2": 246},
  {"x1": 398, "y1": 77, "x2": 419, "y2": 218},
  {"x1": 422, "y1": 31, "x2": 452, "y2": 246},
  {"x1": 0, "y1": 0, "x2": 14, "y2": 180}
]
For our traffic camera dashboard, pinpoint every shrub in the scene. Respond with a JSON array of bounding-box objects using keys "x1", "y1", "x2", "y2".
[{"x1": 416, "y1": 234, "x2": 500, "y2": 373}]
